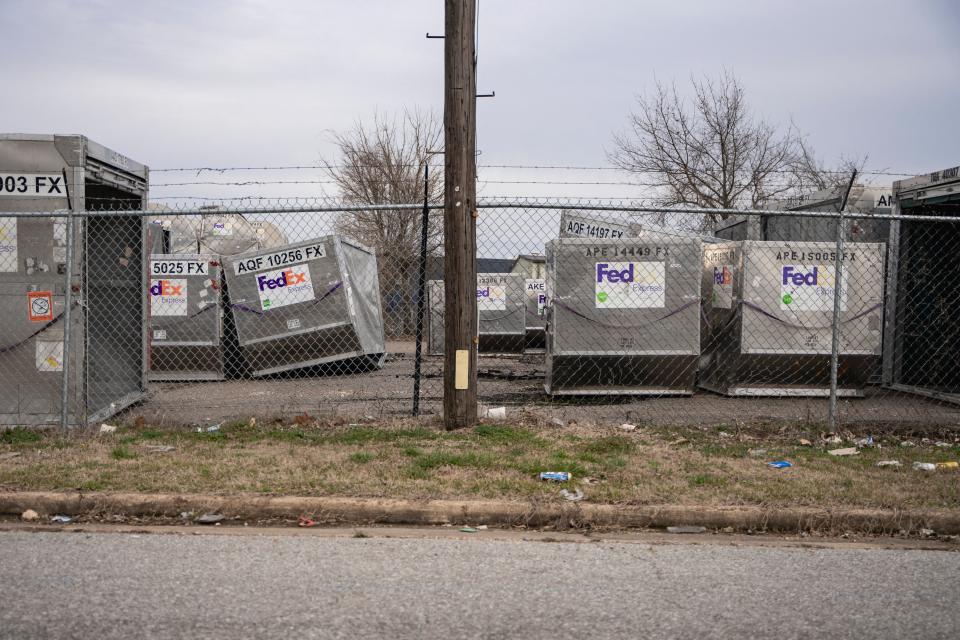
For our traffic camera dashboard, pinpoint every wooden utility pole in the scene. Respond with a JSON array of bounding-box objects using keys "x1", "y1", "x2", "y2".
[{"x1": 443, "y1": 0, "x2": 478, "y2": 429}]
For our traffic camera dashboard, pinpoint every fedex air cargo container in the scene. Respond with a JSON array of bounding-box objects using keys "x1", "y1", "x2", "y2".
[
  {"x1": 222, "y1": 236, "x2": 386, "y2": 377},
  {"x1": 427, "y1": 273, "x2": 526, "y2": 355},
  {"x1": 543, "y1": 236, "x2": 701, "y2": 395},
  {"x1": 145, "y1": 252, "x2": 225, "y2": 381},
  {"x1": 883, "y1": 165, "x2": 960, "y2": 404},
  {"x1": 0, "y1": 134, "x2": 148, "y2": 425},
  {"x1": 699, "y1": 240, "x2": 885, "y2": 396}
]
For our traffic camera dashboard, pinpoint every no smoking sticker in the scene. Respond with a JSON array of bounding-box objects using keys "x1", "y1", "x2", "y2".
[{"x1": 28, "y1": 291, "x2": 53, "y2": 322}]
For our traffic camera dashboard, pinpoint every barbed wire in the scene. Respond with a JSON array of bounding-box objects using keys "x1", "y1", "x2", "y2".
[{"x1": 148, "y1": 163, "x2": 923, "y2": 178}]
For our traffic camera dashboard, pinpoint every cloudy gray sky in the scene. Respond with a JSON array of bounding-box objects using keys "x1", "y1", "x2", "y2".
[{"x1": 3, "y1": 0, "x2": 959, "y2": 204}]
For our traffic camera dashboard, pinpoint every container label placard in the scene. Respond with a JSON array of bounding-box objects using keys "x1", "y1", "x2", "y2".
[
  {"x1": 28, "y1": 291, "x2": 54, "y2": 322},
  {"x1": 149, "y1": 279, "x2": 188, "y2": 316},
  {"x1": 233, "y1": 244, "x2": 326, "y2": 276},
  {"x1": 712, "y1": 265, "x2": 734, "y2": 309},
  {"x1": 526, "y1": 278, "x2": 546, "y2": 315},
  {"x1": 256, "y1": 264, "x2": 314, "y2": 310},
  {"x1": 595, "y1": 261, "x2": 665, "y2": 308},
  {"x1": 36, "y1": 341, "x2": 63, "y2": 372},
  {"x1": 561, "y1": 215, "x2": 632, "y2": 239},
  {"x1": 0, "y1": 218, "x2": 17, "y2": 272},
  {"x1": 477, "y1": 276, "x2": 507, "y2": 311},
  {"x1": 779, "y1": 265, "x2": 846, "y2": 311},
  {"x1": 150, "y1": 259, "x2": 209, "y2": 276},
  {"x1": 0, "y1": 173, "x2": 67, "y2": 198}
]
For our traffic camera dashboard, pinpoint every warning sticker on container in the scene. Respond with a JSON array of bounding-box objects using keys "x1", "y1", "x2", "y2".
[
  {"x1": 28, "y1": 291, "x2": 54, "y2": 322},
  {"x1": 526, "y1": 279, "x2": 546, "y2": 315},
  {"x1": 595, "y1": 261, "x2": 665, "y2": 308},
  {"x1": 256, "y1": 264, "x2": 314, "y2": 310},
  {"x1": 149, "y1": 279, "x2": 188, "y2": 316},
  {"x1": 779, "y1": 265, "x2": 846, "y2": 311},
  {"x1": 36, "y1": 341, "x2": 63, "y2": 372},
  {"x1": 0, "y1": 218, "x2": 17, "y2": 272},
  {"x1": 712, "y1": 265, "x2": 734, "y2": 309}
]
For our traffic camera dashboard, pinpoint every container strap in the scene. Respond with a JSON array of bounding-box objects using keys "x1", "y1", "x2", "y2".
[
  {"x1": 0, "y1": 305, "x2": 73, "y2": 354},
  {"x1": 742, "y1": 300, "x2": 882, "y2": 330},
  {"x1": 230, "y1": 281, "x2": 343, "y2": 317},
  {"x1": 553, "y1": 298, "x2": 698, "y2": 330}
]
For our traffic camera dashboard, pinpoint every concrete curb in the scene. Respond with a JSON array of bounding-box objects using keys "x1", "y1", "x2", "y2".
[{"x1": 2, "y1": 491, "x2": 958, "y2": 534}]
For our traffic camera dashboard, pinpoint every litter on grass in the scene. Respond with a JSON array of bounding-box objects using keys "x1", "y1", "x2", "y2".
[
  {"x1": 560, "y1": 488, "x2": 584, "y2": 502},
  {"x1": 767, "y1": 460, "x2": 793, "y2": 469},
  {"x1": 828, "y1": 448, "x2": 860, "y2": 457},
  {"x1": 667, "y1": 526, "x2": 707, "y2": 534},
  {"x1": 875, "y1": 460, "x2": 902, "y2": 468}
]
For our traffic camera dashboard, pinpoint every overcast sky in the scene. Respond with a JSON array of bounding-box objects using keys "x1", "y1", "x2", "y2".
[{"x1": 3, "y1": 0, "x2": 959, "y2": 204}]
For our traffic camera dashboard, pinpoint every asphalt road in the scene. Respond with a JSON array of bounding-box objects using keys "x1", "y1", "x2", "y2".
[{"x1": 1, "y1": 529, "x2": 958, "y2": 639}]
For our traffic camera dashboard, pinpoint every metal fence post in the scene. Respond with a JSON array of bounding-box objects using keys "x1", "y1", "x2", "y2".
[
  {"x1": 59, "y1": 209, "x2": 76, "y2": 430},
  {"x1": 828, "y1": 171, "x2": 858, "y2": 430},
  {"x1": 411, "y1": 162, "x2": 431, "y2": 416}
]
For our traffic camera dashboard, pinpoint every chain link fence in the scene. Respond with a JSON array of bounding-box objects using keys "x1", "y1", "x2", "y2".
[{"x1": 2, "y1": 198, "x2": 960, "y2": 429}]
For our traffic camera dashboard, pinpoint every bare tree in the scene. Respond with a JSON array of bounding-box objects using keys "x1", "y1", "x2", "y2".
[
  {"x1": 323, "y1": 108, "x2": 443, "y2": 336},
  {"x1": 788, "y1": 136, "x2": 867, "y2": 198},
  {"x1": 609, "y1": 72, "x2": 800, "y2": 227}
]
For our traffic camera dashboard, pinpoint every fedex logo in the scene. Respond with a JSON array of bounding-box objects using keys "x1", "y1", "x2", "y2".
[
  {"x1": 150, "y1": 280, "x2": 183, "y2": 296},
  {"x1": 714, "y1": 266, "x2": 732, "y2": 285},
  {"x1": 258, "y1": 268, "x2": 307, "y2": 291},
  {"x1": 596, "y1": 262, "x2": 635, "y2": 283},
  {"x1": 477, "y1": 286, "x2": 491, "y2": 298},
  {"x1": 782, "y1": 265, "x2": 819, "y2": 286}
]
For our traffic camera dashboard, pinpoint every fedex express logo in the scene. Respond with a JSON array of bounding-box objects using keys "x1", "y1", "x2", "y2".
[
  {"x1": 780, "y1": 265, "x2": 845, "y2": 310},
  {"x1": 782, "y1": 265, "x2": 820, "y2": 287},
  {"x1": 150, "y1": 280, "x2": 183, "y2": 297},
  {"x1": 714, "y1": 266, "x2": 732, "y2": 286},
  {"x1": 595, "y1": 262, "x2": 665, "y2": 308},
  {"x1": 255, "y1": 264, "x2": 315, "y2": 310},
  {"x1": 476, "y1": 285, "x2": 506, "y2": 311},
  {"x1": 257, "y1": 268, "x2": 307, "y2": 291},
  {"x1": 149, "y1": 279, "x2": 187, "y2": 317}
]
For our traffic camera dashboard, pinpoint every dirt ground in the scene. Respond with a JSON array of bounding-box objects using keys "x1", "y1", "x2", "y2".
[{"x1": 121, "y1": 341, "x2": 960, "y2": 429}]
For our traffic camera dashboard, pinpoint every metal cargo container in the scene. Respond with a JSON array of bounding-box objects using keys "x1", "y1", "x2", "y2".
[
  {"x1": 0, "y1": 134, "x2": 148, "y2": 425},
  {"x1": 222, "y1": 235, "x2": 386, "y2": 377},
  {"x1": 544, "y1": 236, "x2": 702, "y2": 395},
  {"x1": 427, "y1": 273, "x2": 526, "y2": 355},
  {"x1": 143, "y1": 211, "x2": 289, "y2": 381},
  {"x1": 714, "y1": 185, "x2": 891, "y2": 242},
  {"x1": 559, "y1": 210, "x2": 642, "y2": 239},
  {"x1": 716, "y1": 185, "x2": 892, "y2": 243},
  {"x1": 883, "y1": 165, "x2": 960, "y2": 404},
  {"x1": 700, "y1": 240, "x2": 885, "y2": 396},
  {"x1": 523, "y1": 278, "x2": 547, "y2": 350},
  {"x1": 145, "y1": 252, "x2": 224, "y2": 381}
]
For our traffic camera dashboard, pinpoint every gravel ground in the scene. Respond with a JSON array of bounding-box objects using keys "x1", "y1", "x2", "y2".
[{"x1": 124, "y1": 344, "x2": 960, "y2": 428}]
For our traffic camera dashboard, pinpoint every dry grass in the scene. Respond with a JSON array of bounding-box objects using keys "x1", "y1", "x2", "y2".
[{"x1": 1, "y1": 420, "x2": 958, "y2": 510}]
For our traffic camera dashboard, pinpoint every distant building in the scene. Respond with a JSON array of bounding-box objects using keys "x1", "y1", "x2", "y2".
[{"x1": 511, "y1": 253, "x2": 546, "y2": 280}]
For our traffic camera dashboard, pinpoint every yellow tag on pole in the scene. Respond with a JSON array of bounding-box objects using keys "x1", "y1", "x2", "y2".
[{"x1": 455, "y1": 349, "x2": 469, "y2": 390}]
